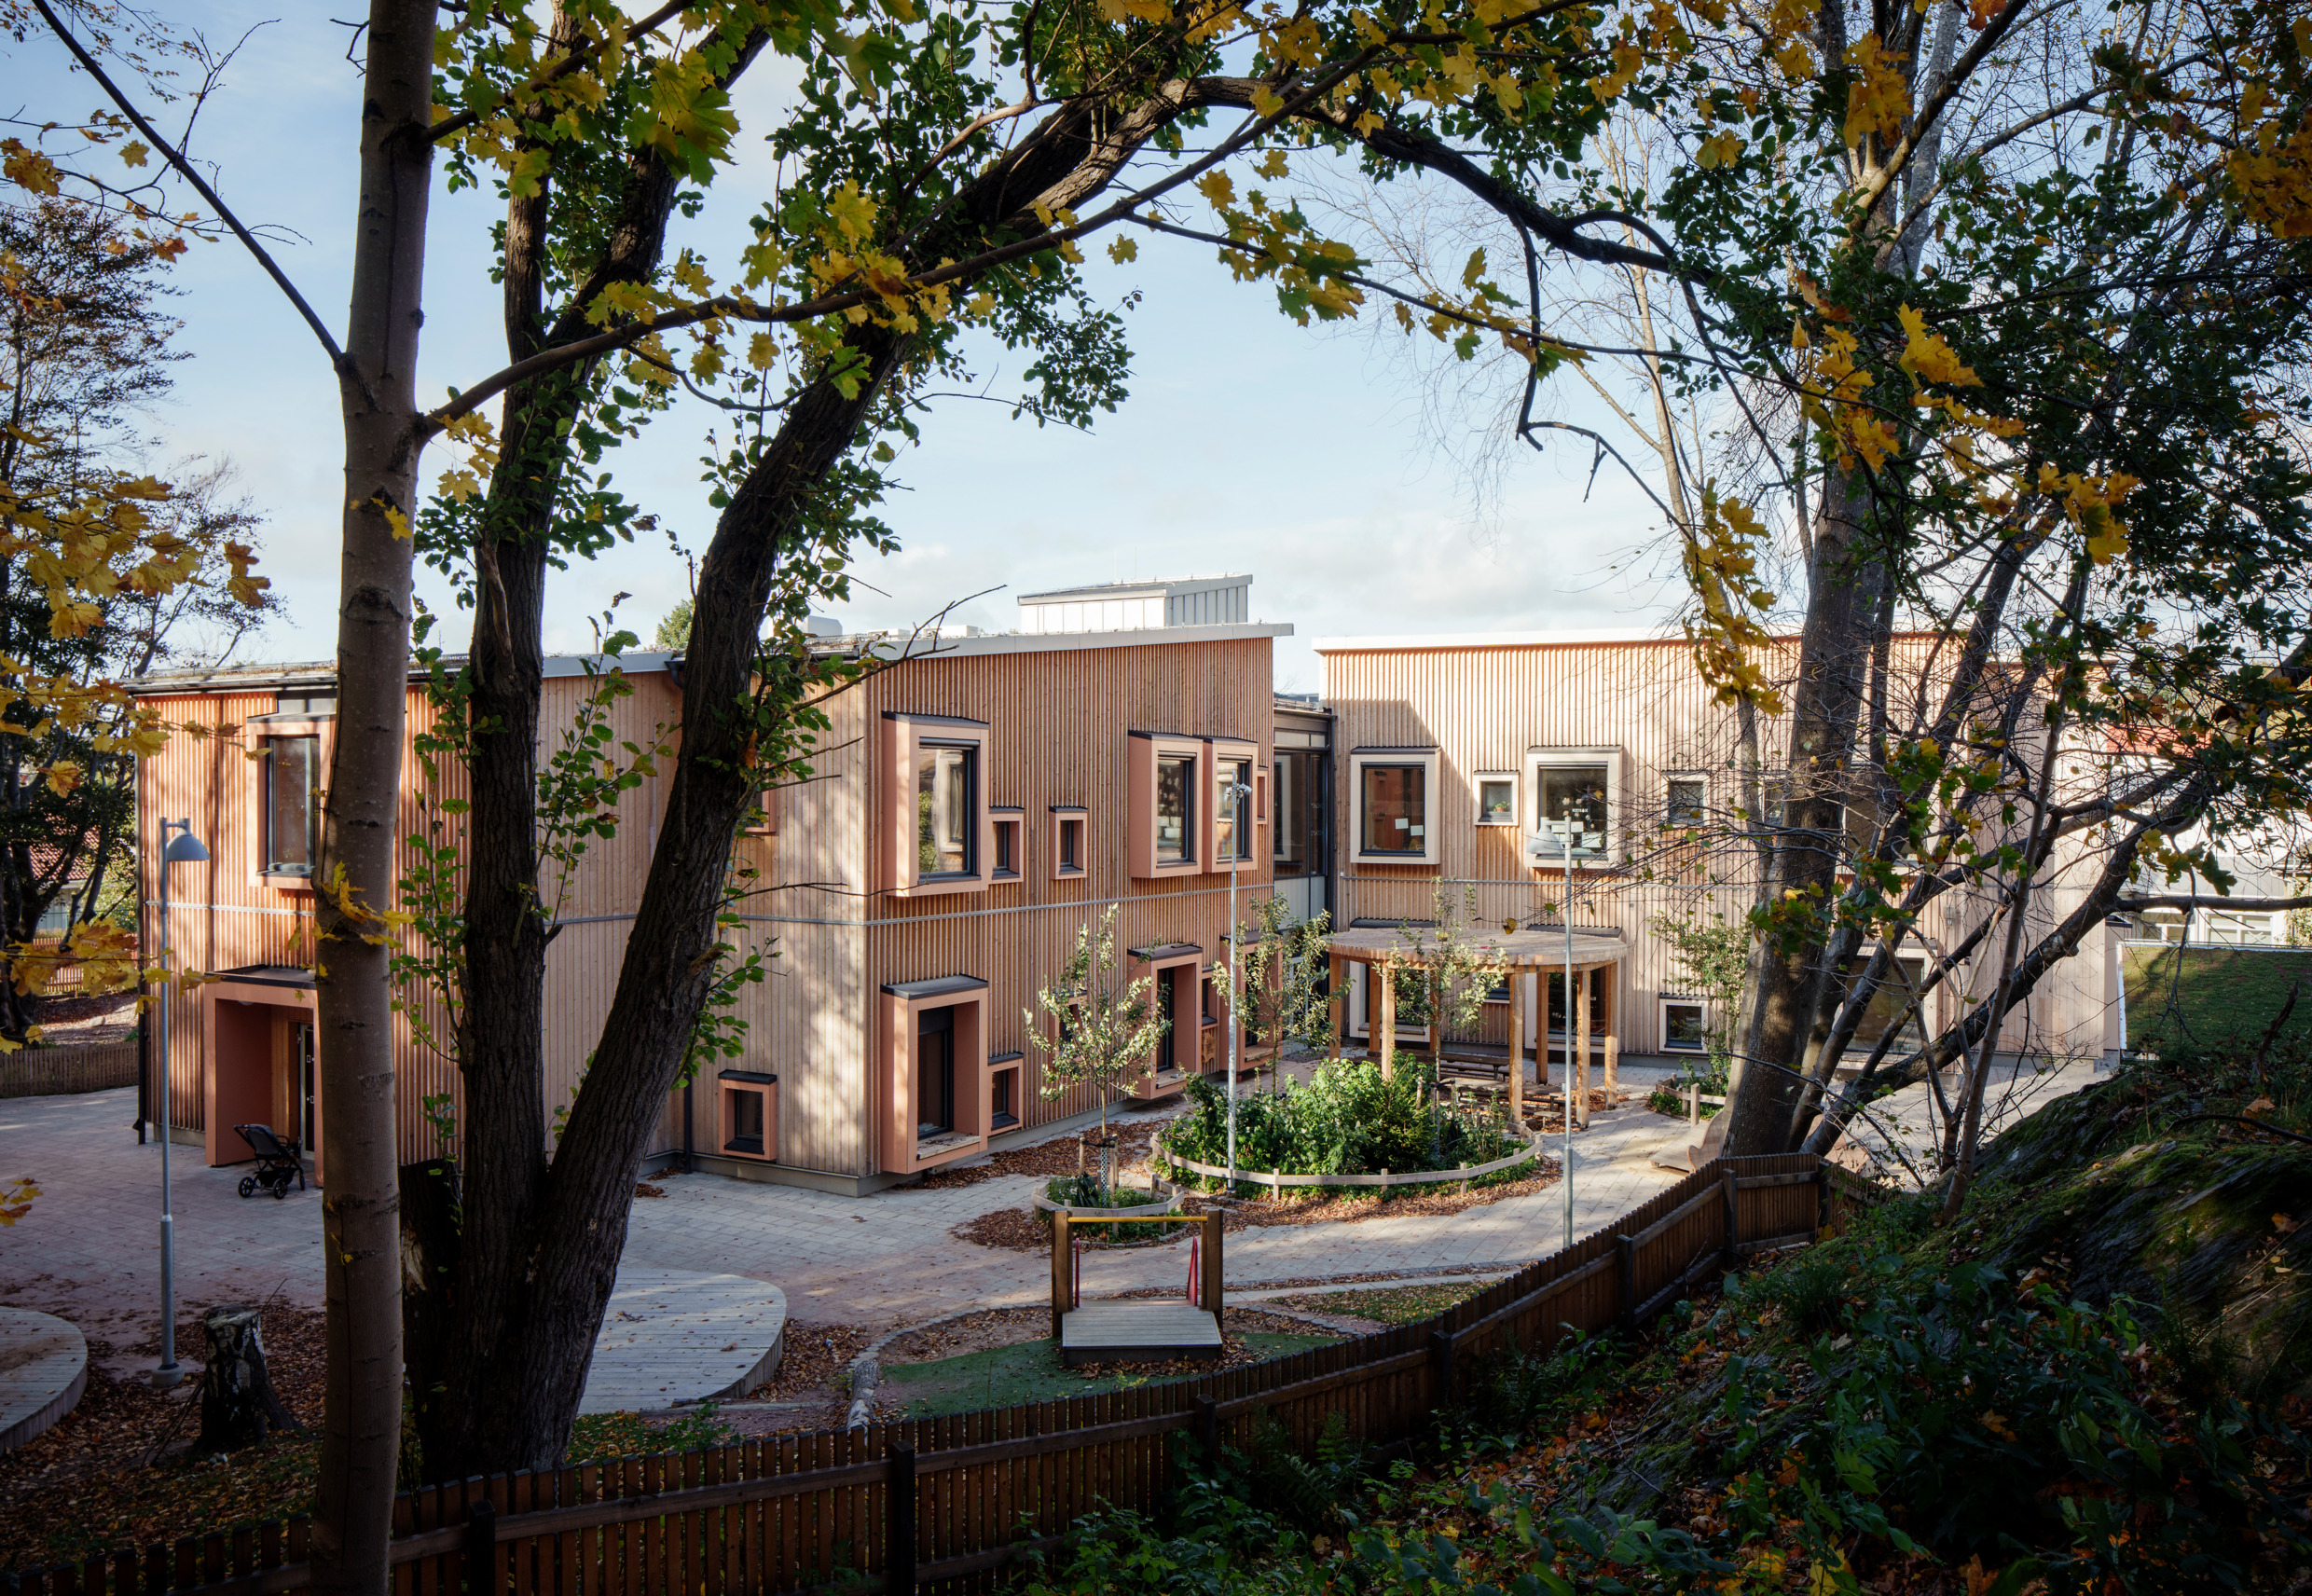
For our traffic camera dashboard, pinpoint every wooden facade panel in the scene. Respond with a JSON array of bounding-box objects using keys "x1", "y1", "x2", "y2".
[{"x1": 1323, "y1": 637, "x2": 2116, "y2": 1059}]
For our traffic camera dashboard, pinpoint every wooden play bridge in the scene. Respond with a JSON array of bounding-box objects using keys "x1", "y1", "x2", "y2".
[{"x1": 1050, "y1": 1210, "x2": 1224, "y2": 1366}]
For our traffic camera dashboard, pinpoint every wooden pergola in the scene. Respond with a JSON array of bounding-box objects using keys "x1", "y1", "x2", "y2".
[{"x1": 1326, "y1": 923, "x2": 1627, "y2": 1126}]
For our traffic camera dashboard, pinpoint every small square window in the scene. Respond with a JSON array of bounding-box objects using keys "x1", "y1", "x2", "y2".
[
  {"x1": 989, "y1": 1053, "x2": 1023, "y2": 1130},
  {"x1": 991, "y1": 808, "x2": 1024, "y2": 880},
  {"x1": 1476, "y1": 774, "x2": 1517, "y2": 826},
  {"x1": 1665, "y1": 777, "x2": 1706, "y2": 828},
  {"x1": 745, "y1": 786, "x2": 778, "y2": 837},
  {"x1": 1051, "y1": 805, "x2": 1089, "y2": 879},
  {"x1": 1661, "y1": 1000, "x2": 1709, "y2": 1053}
]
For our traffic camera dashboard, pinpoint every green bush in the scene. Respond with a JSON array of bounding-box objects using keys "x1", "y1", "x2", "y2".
[{"x1": 1159, "y1": 1059, "x2": 1520, "y2": 1181}]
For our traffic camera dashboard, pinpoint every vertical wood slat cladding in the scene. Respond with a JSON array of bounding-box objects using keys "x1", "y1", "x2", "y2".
[
  {"x1": 140, "y1": 673, "x2": 685, "y2": 1164},
  {"x1": 1322, "y1": 637, "x2": 2113, "y2": 1059}
]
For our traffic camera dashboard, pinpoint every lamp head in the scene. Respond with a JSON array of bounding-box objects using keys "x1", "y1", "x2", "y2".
[{"x1": 161, "y1": 824, "x2": 210, "y2": 865}]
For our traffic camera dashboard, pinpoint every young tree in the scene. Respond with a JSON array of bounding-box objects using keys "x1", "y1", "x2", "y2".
[
  {"x1": 1025, "y1": 905, "x2": 1168, "y2": 1196},
  {"x1": 1232, "y1": 899, "x2": 1334, "y2": 1067}
]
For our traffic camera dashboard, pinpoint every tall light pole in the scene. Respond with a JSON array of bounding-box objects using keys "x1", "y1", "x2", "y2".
[
  {"x1": 1560, "y1": 797, "x2": 1576, "y2": 1252},
  {"x1": 152, "y1": 817, "x2": 209, "y2": 1389},
  {"x1": 1223, "y1": 777, "x2": 1254, "y2": 1190}
]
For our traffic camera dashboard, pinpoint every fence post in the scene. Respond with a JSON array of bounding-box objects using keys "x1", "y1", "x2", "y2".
[
  {"x1": 887, "y1": 1440, "x2": 916, "y2": 1596},
  {"x1": 1616, "y1": 1234, "x2": 1636, "y2": 1331},
  {"x1": 462, "y1": 1499, "x2": 496, "y2": 1596},
  {"x1": 1194, "y1": 1395, "x2": 1219, "y2": 1465},
  {"x1": 1049, "y1": 1213, "x2": 1069, "y2": 1339},
  {"x1": 1428, "y1": 1329, "x2": 1455, "y2": 1407},
  {"x1": 1721, "y1": 1167, "x2": 1739, "y2": 1262},
  {"x1": 1203, "y1": 1212, "x2": 1225, "y2": 1329}
]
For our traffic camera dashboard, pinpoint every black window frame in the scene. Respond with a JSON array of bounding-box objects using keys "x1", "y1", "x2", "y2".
[
  {"x1": 1155, "y1": 751, "x2": 1197, "y2": 865},
  {"x1": 915, "y1": 740, "x2": 979, "y2": 879}
]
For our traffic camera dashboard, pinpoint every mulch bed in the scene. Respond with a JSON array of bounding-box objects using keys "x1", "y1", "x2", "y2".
[
  {"x1": 27, "y1": 987, "x2": 140, "y2": 1046},
  {"x1": 880, "y1": 1306, "x2": 1053, "y2": 1365},
  {"x1": 915, "y1": 1111, "x2": 1176, "y2": 1189},
  {"x1": 0, "y1": 1301, "x2": 324, "y2": 1572}
]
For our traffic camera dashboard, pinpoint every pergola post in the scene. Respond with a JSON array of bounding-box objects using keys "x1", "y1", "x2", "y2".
[
  {"x1": 1603, "y1": 976, "x2": 1618, "y2": 1103},
  {"x1": 1377, "y1": 958, "x2": 1397, "y2": 1080},
  {"x1": 1328, "y1": 951, "x2": 1343, "y2": 1062},
  {"x1": 1507, "y1": 969, "x2": 1525, "y2": 1125},
  {"x1": 1575, "y1": 968, "x2": 1592, "y2": 1129},
  {"x1": 1428, "y1": 968, "x2": 1443, "y2": 1076}
]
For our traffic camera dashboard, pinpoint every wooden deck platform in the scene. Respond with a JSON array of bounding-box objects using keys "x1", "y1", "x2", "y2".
[{"x1": 1058, "y1": 1301, "x2": 1223, "y2": 1367}]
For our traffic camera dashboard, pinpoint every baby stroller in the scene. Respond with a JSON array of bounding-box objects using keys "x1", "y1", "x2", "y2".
[{"x1": 234, "y1": 1123, "x2": 307, "y2": 1200}]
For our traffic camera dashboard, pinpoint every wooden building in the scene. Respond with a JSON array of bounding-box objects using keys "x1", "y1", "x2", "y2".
[
  {"x1": 1313, "y1": 629, "x2": 2121, "y2": 1070},
  {"x1": 134, "y1": 621, "x2": 1285, "y2": 1193}
]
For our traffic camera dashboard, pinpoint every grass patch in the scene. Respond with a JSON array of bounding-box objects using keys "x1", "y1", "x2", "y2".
[
  {"x1": 882, "y1": 1332, "x2": 1337, "y2": 1418},
  {"x1": 2124, "y1": 942, "x2": 2312, "y2": 1050},
  {"x1": 1268, "y1": 1280, "x2": 1486, "y2": 1326}
]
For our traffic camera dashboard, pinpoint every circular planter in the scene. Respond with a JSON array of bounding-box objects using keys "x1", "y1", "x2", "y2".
[{"x1": 1031, "y1": 1182, "x2": 1183, "y2": 1220}]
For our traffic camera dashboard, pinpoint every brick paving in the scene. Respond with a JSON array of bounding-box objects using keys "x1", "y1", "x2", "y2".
[{"x1": 0, "y1": 1083, "x2": 1695, "y2": 1363}]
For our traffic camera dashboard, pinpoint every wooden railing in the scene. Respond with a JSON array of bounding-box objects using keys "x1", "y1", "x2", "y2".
[
  {"x1": 15, "y1": 1154, "x2": 1887, "y2": 1596},
  {"x1": 0, "y1": 1039, "x2": 139, "y2": 1099}
]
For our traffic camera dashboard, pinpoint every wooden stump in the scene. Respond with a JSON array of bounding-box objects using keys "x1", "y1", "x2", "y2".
[{"x1": 196, "y1": 1306, "x2": 303, "y2": 1454}]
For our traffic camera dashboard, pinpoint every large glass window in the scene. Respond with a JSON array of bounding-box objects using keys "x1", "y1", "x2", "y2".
[
  {"x1": 1359, "y1": 764, "x2": 1426, "y2": 853},
  {"x1": 1214, "y1": 758, "x2": 1253, "y2": 863},
  {"x1": 1533, "y1": 764, "x2": 1608, "y2": 858},
  {"x1": 915, "y1": 743, "x2": 975, "y2": 877},
  {"x1": 264, "y1": 736, "x2": 320, "y2": 875},
  {"x1": 1156, "y1": 753, "x2": 1195, "y2": 863}
]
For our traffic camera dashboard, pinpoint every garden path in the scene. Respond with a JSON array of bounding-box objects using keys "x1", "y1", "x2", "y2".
[{"x1": 0, "y1": 1081, "x2": 1696, "y2": 1368}]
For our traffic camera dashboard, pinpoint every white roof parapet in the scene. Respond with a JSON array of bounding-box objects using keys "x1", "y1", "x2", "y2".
[{"x1": 1311, "y1": 626, "x2": 1688, "y2": 654}]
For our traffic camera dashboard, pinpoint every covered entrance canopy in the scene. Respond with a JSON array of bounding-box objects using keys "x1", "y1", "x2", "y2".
[{"x1": 1326, "y1": 921, "x2": 1626, "y2": 1126}]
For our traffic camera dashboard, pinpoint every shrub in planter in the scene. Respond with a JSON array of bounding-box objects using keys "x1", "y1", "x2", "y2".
[{"x1": 1161, "y1": 1060, "x2": 1520, "y2": 1186}]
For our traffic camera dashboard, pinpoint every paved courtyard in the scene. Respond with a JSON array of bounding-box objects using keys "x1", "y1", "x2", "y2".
[{"x1": 0, "y1": 1082, "x2": 1696, "y2": 1371}]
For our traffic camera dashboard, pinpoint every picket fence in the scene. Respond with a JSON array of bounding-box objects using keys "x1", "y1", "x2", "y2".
[
  {"x1": 0, "y1": 1040, "x2": 139, "y2": 1099},
  {"x1": 14, "y1": 1153, "x2": 1885, "y2": 1596}
]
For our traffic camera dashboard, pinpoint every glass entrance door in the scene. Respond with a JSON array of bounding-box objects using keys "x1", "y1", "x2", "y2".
[{"x1": 296, "y1": 1022, "x2": 316, "y2": 1158}]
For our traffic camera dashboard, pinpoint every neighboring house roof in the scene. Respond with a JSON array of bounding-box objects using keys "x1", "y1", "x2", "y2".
[{"x1": 131, "y1": 653, "x2": 683, "y2": 696}]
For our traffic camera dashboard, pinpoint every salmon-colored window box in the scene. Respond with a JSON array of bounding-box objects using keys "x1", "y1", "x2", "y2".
[
  {"x1": 989, "y1": 806, "x2": 1025, "y2": 881},
  {"x1": 1349, "y1": 746, "x2": 1440, "y2": 866},
  {"x1": 1126, "y1": 941, "x2": 1203, "y2": 1095},
  {"x1": 1128, "y1": 732, "x2": 1206, "y2": 880},
  {"x1": 1050, "y1": 805, "x2": 1088, "y2": 879},
  {"x1": 718, "y1": 1069, "x2": 778, "y2": 1160},
  {"x1": 1206, "y1": 737, "x2": 1259, "y2": 874},
  {"x1": 878, "y1": 975, "x2": 989, "y2": 1172},
  {"x1": 246, "y1": 695, "x2": 334, "y2": 892},
  {"x1": 880, "y1": 711, "x2": 995, "y2": 898}
]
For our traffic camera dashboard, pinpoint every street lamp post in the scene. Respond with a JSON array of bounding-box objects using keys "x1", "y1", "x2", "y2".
[
  {"x1": 1223, "y1": 779, "x2": 1253, "y2": 1191},
  {"x1": 1561, "y1": 798, "x2": 1577, "y2": 1252},
  {"x1": 152, "y1": 817, "x2": 210, "y2": 1389}
]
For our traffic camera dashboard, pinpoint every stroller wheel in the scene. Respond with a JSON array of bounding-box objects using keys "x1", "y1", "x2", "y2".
[
  {"x1": 238, "y1": 1176, "x2": 257, "y2": 1199},
  {"x1": 271, "y1": 1182, "x2": 288, "y2": 1201}
]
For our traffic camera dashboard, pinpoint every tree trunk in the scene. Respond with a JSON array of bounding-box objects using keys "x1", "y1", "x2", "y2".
[
  {"x1": 415, "y1": 23, "x2": 762, "y2": 1480},
  {"x1": 311, "y1": 4, "x2": 436, "y2": 1591},
  {"x1": 1725, "y1": 465, "x2": 1889, "y2": 1154},
  {"x1": 196, "y1": 1305, "x2": 304, "y2": 1454}
]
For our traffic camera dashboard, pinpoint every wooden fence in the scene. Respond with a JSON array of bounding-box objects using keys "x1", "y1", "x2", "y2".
[
  {"x1": 13, "y1": 1153, "x2": 1887, "y2": 1596},
  {"x1": 0, "y1": 1039, "x2": 139, "y2": 1099}
]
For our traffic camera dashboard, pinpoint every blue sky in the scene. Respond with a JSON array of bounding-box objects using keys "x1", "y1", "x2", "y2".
[{"x1": 24, "y1": 5, "x2": 1683, "y2": 694}]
